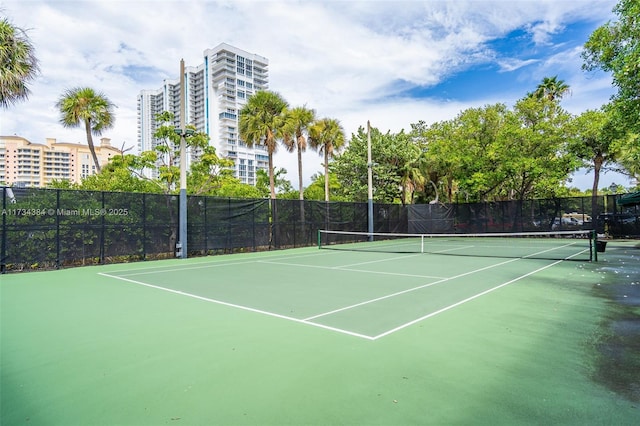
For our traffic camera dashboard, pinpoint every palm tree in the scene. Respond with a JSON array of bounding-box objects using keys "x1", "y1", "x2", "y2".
[
  {"x1": 56, "y1": 87, "x2": 116, "y2": 172},
  {"x1": 308, "y1": 118, "x2": 346, "y2": 202},
  {"x1": 532, "y1": 76, "x2": 570, "y2": 101},
  {"x1": 239, "y1": 90, "x2": 289, "y2": 199},
  {"x1": 0, "y1": 16, "x2": 39, "y2": 108},
  {"x1": 283, "y1": 105, "x2": 316, "y2": 200},
  {"x1": 400, "y1": 156, "x2": 427, "y2": 205}
]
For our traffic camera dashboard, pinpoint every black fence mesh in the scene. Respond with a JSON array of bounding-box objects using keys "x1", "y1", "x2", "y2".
[
  {"x1": 601, "y1": 194, "x2": 640, "y2": 238},
  {"x1": 188, "y1": 197, "x2": 270, "y2": 254},
  {"x1": 1, "y1": 187, "x2": 638, "y2": 272}
]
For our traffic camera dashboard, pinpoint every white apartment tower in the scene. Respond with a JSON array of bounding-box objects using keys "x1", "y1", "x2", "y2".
[{"x1": 137, "y1": 43, "x2": 269, "y2": 184}]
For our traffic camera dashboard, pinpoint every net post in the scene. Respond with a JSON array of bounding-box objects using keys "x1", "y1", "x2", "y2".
[
  {"x1": 592, "y1": 230, "x2": 597, "y2": 262},
  {"x1": 317, "y1": 229, "x2": 321, "y2": 249},
  {"x1": 421, "y1": 235, "x2": 424, "y2": 253}
]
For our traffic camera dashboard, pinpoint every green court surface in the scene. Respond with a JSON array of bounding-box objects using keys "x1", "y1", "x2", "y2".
[{"x1": 1, "y1": 242, "x2": 639, "y2": 425}]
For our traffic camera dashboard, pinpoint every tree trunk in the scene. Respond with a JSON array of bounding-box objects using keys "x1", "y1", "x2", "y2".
[
  {"x1": 268, "y1": 152, "x2": 276, "y2": 200},
  {"x1": 84, "y1": 119, "x2": 101, "y2": 172},
  {"x1": 297, "y1": 140, "x2": 304, "y2": 201},
  {"x1": 297, "y1": 143, "x2": 305, "y2": 239},
  {"x1": 591, "y1": 154, "x2": 603, "y2": 220},
  {"x1": 324, "y1": 150, "x2": 329, "y2": 202},
  {"x1": 401, "y1": 183, "x2": 407, "y2": 206}
]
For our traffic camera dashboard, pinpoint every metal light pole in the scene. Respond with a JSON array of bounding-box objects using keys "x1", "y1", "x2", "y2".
[
  {"x1": 178, "y1": 59, "x2": 187, "y2": 259},
  {"x1": 367, "y1": 120, "x2": 374, "y2": 241}
]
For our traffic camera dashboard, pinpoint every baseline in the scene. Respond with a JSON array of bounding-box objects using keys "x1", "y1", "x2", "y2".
[
  {"x1": 97, "y1": 250, "x2": 586, "y2": 341},
  {"x1": 371, "y1": 259, "x2": 564, "y2": 340},
  {"x1": 105, "y1": 249, "x2": 335, "y2": 277},
  {"x1": 258, "y1": 255, "x2": 447, "y2": 280},
  {"x1": 303, "y1": 257, "x2": 521, "y2": 321},
  {"x1": 97, "y1": 271, "x2": 375, "y2": 340}
]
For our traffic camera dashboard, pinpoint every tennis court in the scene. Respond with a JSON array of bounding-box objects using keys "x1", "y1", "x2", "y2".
[
  {"x1": 1, "y1": 235, "x2": 638, "y2": 425},
  {"x1": 96, "y1": 231, "x2": 594, "y2": 340}
]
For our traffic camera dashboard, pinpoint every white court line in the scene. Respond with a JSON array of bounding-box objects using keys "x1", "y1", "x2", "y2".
[
  {"x1": 303, "y1": 257, "x2": 520, "y2": 321},
  {"x1": 371, "y1": 260, "x2": 564, "y2": 340},
  {"x1": 98, "y1": 245, "x2": 589, "y2": 341},
  {"x1": 332, "y1": 253, "x2": 423, "y2": 269},
  {"x1": 303, "y1": 244, "x2": 589, "y2": 322},
  {"x1": 339, "y1": 268, "x2": 446, "y2": 279},
  {"x1": 107, "y1": 250, "x2": 335, "y2": 277},
  {"x1": 118, "y1": 260, "x2": 268, "y2": 277},
  {"x1": 97, "y1": 272, "x2": 375, "y2": 340},
  {"x1": 371, "y1": 250, "x2": 588, "y2": 340},
  {"x1": 432, "y1": 245, "x2": 475, "y2": 254},
  {"x1": 259, "y1": 260, "x2": 446, "y2": 279},
  {"x1": 260, "y1": 252, "x2": 421, "y2": 269},
  {"x1": 259, "y1": 254, "x2": 447, "y2": 280}
]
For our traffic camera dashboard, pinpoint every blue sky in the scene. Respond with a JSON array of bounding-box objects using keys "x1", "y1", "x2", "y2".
[
  {"x1": 394, "y1": 19, "x2": 605, "y2": 101},
  {"x1": 1, "y1": 0, "x2": 634, "y2": 190}
]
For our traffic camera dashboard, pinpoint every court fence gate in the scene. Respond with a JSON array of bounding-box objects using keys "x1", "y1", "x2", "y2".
[{"x1": 1, "y1": 187, "x2": 638, "y2": 272}]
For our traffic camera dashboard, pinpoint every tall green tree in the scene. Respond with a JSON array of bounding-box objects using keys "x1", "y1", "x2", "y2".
[
  {"x1": 331, "y1": 126, "x2": 420, "y2": 203},
  {"x1": 283, "y1": 105, "x2": 316, "y2": 200},
  {"x1": 502, "y1": 97, "x2": 577, "y2": 200},
  {"x1": 238, "y1": 90, "x2": 289, "y2": 200},
  {"x1": 303, "y1": 172, "x2": 347, "y2": 201},
  {"x1": 308, "y1": 118, "x2": 346, "y2": 202},
  {"x1": 582, "y1": 0, "x2": 640, "y2": 134},
  {"x1": 56, "y1": 87, "x2": 116, "y2": 173},
  {"x1": 419, "y1": 104, "x2": 511, "y2": 202},
  {"x1": 531, "y1": 76, "x2": 570, "y2": 101},
  {"x1": 256, "y1": 168, "x2": 294, "y2": 198},
  {"x1": 0, "y1": 16, "x2": 39, "y2": 108},
  {"x1": 613, "y1": 133, "x2": 640, "y2": 186},
  {"x1": 399, "y1": 144, "x2": 427, "y2": 205},
  {"x1": 140, "y1": 111, "x2": 210, "y2": 194},
  {"x1": 413, "y1": 99, "x2": 576, "y2": 203},
  {"x1": 68, "y1": 153, "x2": 161, "y2": 193},
  {"x1": 569, "y1": 108, "x2": 622, "y2": 215},
  {"x1": 452, "y1": 104, "x2": 509, "y2": 200},
  {"x1": 412, "y1": 120, "x2": 458, "y2": 203},
  {"x1": 187, "y1": 145, "x2": 237, "y2": 196},
  {"x1": 569, "y1": 109, "x2": 620, "y2": 194},
  {"x1": 332, "y1": 126, "x2": 389, "y2": 202}
]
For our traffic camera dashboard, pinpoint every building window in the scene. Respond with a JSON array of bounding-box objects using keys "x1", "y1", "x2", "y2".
[
  {"x1": 219, "y1": 111, "x2": 237, "y2": 120},
  {"x1": 237, "y1": 56, "x2": 245, "y2": 75}
]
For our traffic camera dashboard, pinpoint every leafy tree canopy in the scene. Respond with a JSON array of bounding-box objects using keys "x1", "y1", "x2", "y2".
[
  {"x1": 331, "y1": 126, "x2": 409, "y2": 203},
  {"x1": 0, "y1": 15, "x2": 39, "y2": 108},
  {"x1": 582, "y1": 0, "x2": 640, "y2": 133}
]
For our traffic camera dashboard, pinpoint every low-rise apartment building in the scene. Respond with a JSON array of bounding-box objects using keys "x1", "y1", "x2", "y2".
[{"x1": 0, "y1": 136, "x2": 121, "y2": 187}]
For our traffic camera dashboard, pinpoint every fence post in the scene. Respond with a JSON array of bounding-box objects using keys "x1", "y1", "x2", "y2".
[
  {"x1": 56, "y1": 189, "x2": 61, "y2": 269},
  {"x1": 271, "y1": 198, "x2": 278, "y2": 249},
  {"x1": 100, "y1": 191, "x2": 105, "y2": 263},
  {"x1": 1, "y1": 187, "x2": 6, "y2": 274},
  {"x1": 203, "y1": 196, "x2": 208, "y2": 253},
  {"x1": 142, "y1": 193, "x2": 147, "y2": 260}
]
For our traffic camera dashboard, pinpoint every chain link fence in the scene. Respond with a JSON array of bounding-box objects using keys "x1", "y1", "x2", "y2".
[{"x1": 2, "y1": 187, "x2": 638, "y2": 272}]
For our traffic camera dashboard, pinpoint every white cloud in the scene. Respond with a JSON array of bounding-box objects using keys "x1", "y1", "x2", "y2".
[
  {"x1": 1, "y1": 0, "x2": 621, "y2": 189},
  {"x1": 497, "y1": 58, "x2": 540, "y2": 72}
]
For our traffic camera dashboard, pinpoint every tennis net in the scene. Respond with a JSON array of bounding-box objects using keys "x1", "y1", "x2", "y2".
[{"x1": 318, "y1": 229, "x2": 596, "y2": 261}]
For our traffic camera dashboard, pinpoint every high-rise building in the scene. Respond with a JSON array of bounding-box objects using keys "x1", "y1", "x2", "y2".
[
  {"x1": 137, "y1": 43, "x2": 270, "y2": 185},
  {"x1": 0, "y1": 136, "x2": 121, "y2": 187}
]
